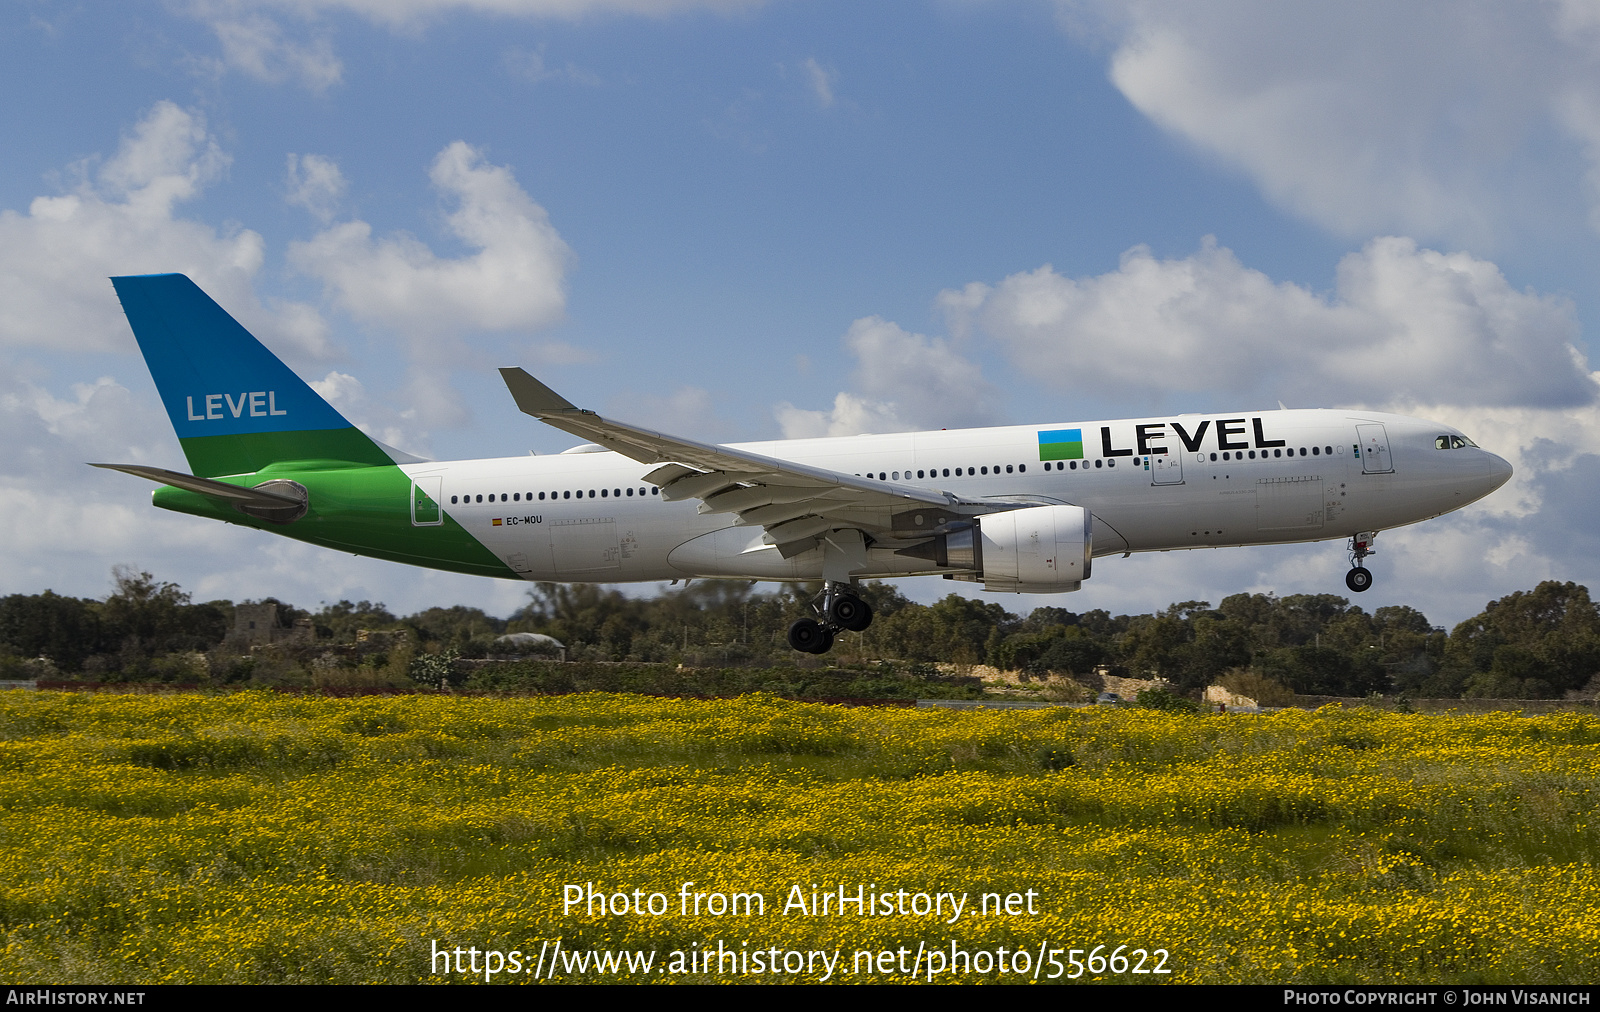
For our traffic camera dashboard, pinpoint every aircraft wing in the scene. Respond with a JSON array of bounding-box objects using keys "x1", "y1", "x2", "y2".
[{"x1": 500, "y1": 367, "x2": 1022, "y2": 553}]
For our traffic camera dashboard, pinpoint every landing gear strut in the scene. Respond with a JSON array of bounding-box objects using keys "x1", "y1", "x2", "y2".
[
  {"x1": 1345, "y1": 532, "x2": 1377, "y2": 593},
  {"x1": 787, "y1": 583, "x2": 873, "y2": 654}
]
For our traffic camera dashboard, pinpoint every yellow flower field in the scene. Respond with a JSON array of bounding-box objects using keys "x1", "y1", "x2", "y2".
[{"x1": 0, "y1": 691, "x2": 1594, "y2": 984}]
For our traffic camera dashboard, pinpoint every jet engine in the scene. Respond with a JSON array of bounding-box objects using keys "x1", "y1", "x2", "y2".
[{"x1": 899, "y1": 503, "x2": 1092, "y2": 593}]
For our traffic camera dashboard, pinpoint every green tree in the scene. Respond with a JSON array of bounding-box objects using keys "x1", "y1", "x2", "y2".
[
  {"x1": 315, "y1": 600, "x2": 400, "y2": 641},
  {"x1": 0, "y1": 591, "x2": 104, "y2": 671},
  {"x1": 99, "y1": 568, "x2": 230, "y2": 671},
  {"x1": 1442, "y1": 582, "x2": 1600, "y2": 698}
]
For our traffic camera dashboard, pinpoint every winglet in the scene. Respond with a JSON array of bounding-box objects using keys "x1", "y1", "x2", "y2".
[{"x1": 499, "y1": 367, "x2": 578, "y2": 416}]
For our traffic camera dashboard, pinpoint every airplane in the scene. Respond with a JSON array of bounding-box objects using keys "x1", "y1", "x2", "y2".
[{"x1": 95, "y1": 274, "x2": 1514, "y2": 654}]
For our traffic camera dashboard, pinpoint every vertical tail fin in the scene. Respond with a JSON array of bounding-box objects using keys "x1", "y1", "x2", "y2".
[{"x1": 111, "y1": 274, "x2": 394, "y2": 477}]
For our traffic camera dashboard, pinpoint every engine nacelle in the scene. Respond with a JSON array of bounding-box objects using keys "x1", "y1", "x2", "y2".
[{"x1": 904, "y1": 504, "x2": 1092, "y2": 593}]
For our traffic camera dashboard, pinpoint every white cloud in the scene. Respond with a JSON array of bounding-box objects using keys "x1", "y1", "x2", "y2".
[
  {"x1": 285, "y1": 154, "x2": 347, "y2": 223},
  {"x1": 0, "y1": 101, "x2": 333, "y2": 362},
  {"x1": 0, "y1": 375, "x2": 172, "y2": 476},
  {"x1": 503, "y1": 46, "x2": 602, "y2": 86},
  {"x1": 306, "y1": 370, "x2": 427, "y2": 452},
  {"x1": 201, "y1": 12, "x2": 343, "y2": 91},
  {"x1": 801, "y1": 57, "x2": 835, "y2": 108},
  {"x1": 0, "y1": 369, "x2": 235, "y2": 594},
  {"x1": 1077, "y1": 1, "x2": 1600, "y2": 244},
  {"x1": 776, "y1": 392, "x2": 907, "y2": 440},
  {"x1": 775, "y1": 316, "x2": 1003, "y2": 438},
  {"x1": 288, "y1": 141, "x2": 573, "y2": 428},
  {"x1": 182, "y1": 0, "x2": 759, "y2": 87},
  {"x1": 942, "y1": 236, "x2": 1596, "y2": 410},
  {"x1": 289, "y1": 141, "x2": 571, "y2": 345},
  {"x1": 844, "y1": 316, "x2": 1002, "y2": 426}
]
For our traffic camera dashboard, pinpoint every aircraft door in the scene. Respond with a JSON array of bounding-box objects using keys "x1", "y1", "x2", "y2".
[
  {"x1": 411, "y1": 475, "x2": 443, "y2": 526},
  {"x1": 1356, "y1": 424, "x2": 1394, "y2": 474},
  {"x1": 1148, "y1": 452, "x2": 1183, "y2": 485}
]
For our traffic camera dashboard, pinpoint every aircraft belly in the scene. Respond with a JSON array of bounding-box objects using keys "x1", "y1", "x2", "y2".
[
  {"x1": 668, "y1": 524, "x2": 825, "y2": 579},
  {"x1": 457, "y1": 497, "x2": 701, "y2": 583}
]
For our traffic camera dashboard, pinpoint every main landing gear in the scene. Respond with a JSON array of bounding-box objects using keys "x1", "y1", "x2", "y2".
[
  {"x1": 1345, "y1": 531, "x2": 1377, "y2": 593},
  {"x1": 787, "y1": 583, "x2": 873, "y2": 654}
]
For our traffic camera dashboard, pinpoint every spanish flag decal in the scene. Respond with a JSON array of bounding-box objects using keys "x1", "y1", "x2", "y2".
[{"x1": 492, "y1": 518, "x2": 503, "y2": 526}]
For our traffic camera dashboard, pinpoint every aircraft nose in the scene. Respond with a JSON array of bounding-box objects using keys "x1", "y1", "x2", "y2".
[{"x1": 1483, "y1": 451, "x2": 1513, "y2": 492}]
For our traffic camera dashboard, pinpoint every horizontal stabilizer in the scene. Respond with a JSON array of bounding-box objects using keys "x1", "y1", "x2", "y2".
[{"x1": 90, "y1": 463, "x2": 302, "y2": 508}]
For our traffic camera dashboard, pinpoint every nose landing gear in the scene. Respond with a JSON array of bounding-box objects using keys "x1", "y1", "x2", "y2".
[
  {"x1": 787, "y1": 583, "x2": 874, "y2": 653},
  {"x1": 1345, "y1": 532, "x2": 1377, "y2": 593}
]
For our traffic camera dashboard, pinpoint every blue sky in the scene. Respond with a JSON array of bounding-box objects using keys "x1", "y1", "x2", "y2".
[{"x1": 3, "y1": 1, "x2": 1599, "y2": 628}]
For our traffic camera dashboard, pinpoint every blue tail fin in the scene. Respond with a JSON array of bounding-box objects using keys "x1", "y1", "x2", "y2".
[{"x1": 111, "y1": 274, "x2": 393, "y2": 476}]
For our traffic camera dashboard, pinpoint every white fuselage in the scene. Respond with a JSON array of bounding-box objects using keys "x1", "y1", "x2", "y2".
[{"x1": 401, "y1": 408, "x2": 1512, "y2": 590}]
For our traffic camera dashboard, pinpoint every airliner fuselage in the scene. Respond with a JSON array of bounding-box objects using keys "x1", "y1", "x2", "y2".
[{"x1": 394, "y1": 408, "x2": 1509, "y2": 586}]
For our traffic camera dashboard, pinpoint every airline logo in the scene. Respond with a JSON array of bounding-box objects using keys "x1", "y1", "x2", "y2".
[
  {"x1": 185, "y1": 391, "x2": 289, "y2": 421},
  {"x1": 1037, "y1": 428, "x2": 1084, "y2": 461},
  {"x1": 1044, "y1": 417, "x2": 1294, "y2": 458}
]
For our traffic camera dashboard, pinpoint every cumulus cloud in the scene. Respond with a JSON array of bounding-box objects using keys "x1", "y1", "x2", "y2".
[
  {"x1": 1073, "y1": 1, "x2": 1600, "y2": 244},
  {"x1": 941, "y1": 236, "x2": 1597, "y2": 410},
  {"x1": 308, "y1": 370, "x2": 431, "y2": 453},
  {"x1": 775, "y1": 316, "x2": 1002, "y2": 438},
  {"x1": 287, "y1": 141, "x2": 572, "y2": 426},
  {"x1": 776, "y1": 392, "x2": 906, "y2": 440},
  {"x1": 0, "y1": 368, "x2": 235, "y2": 593},
  {"x1": 289, "y1": 141, "x2": 571, "y2": 344},
  {"x1": 199, "y1": 11, "x2": 343, "y2": 91},
  {"x1": 0, "y1": 101, "x2": 333, "y2": 361},
  {"x1": 285, "y1": 154, "x2": 347, "y2": 223},
  {"x1": 0, "y1": 376, "x2": 171, "y2": 476}
]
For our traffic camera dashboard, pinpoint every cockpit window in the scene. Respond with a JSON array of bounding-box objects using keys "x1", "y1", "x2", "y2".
[
  {"x1": 1436, "y1": 435, "x2": 1452, "y2": 449},
  {"x1": 1456, "y1": 435, "x2": 1478, "y2": 448},
  {"x1": 1437, "y1": 434, "x2": 1479, "y2": 449}
]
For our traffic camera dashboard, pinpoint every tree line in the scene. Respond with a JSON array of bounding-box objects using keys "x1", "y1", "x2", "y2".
[{"x1": 1, "y1": 567, "x2": 1597, "y2": 700}]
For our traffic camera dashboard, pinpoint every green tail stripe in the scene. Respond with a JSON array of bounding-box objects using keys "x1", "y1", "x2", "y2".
[
  {"x1": 151, "y1": 464, "x2": 518, "y2": 580},
  {"x1": 180, "y1": 428, "x2": 393, "y2": 478}
]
